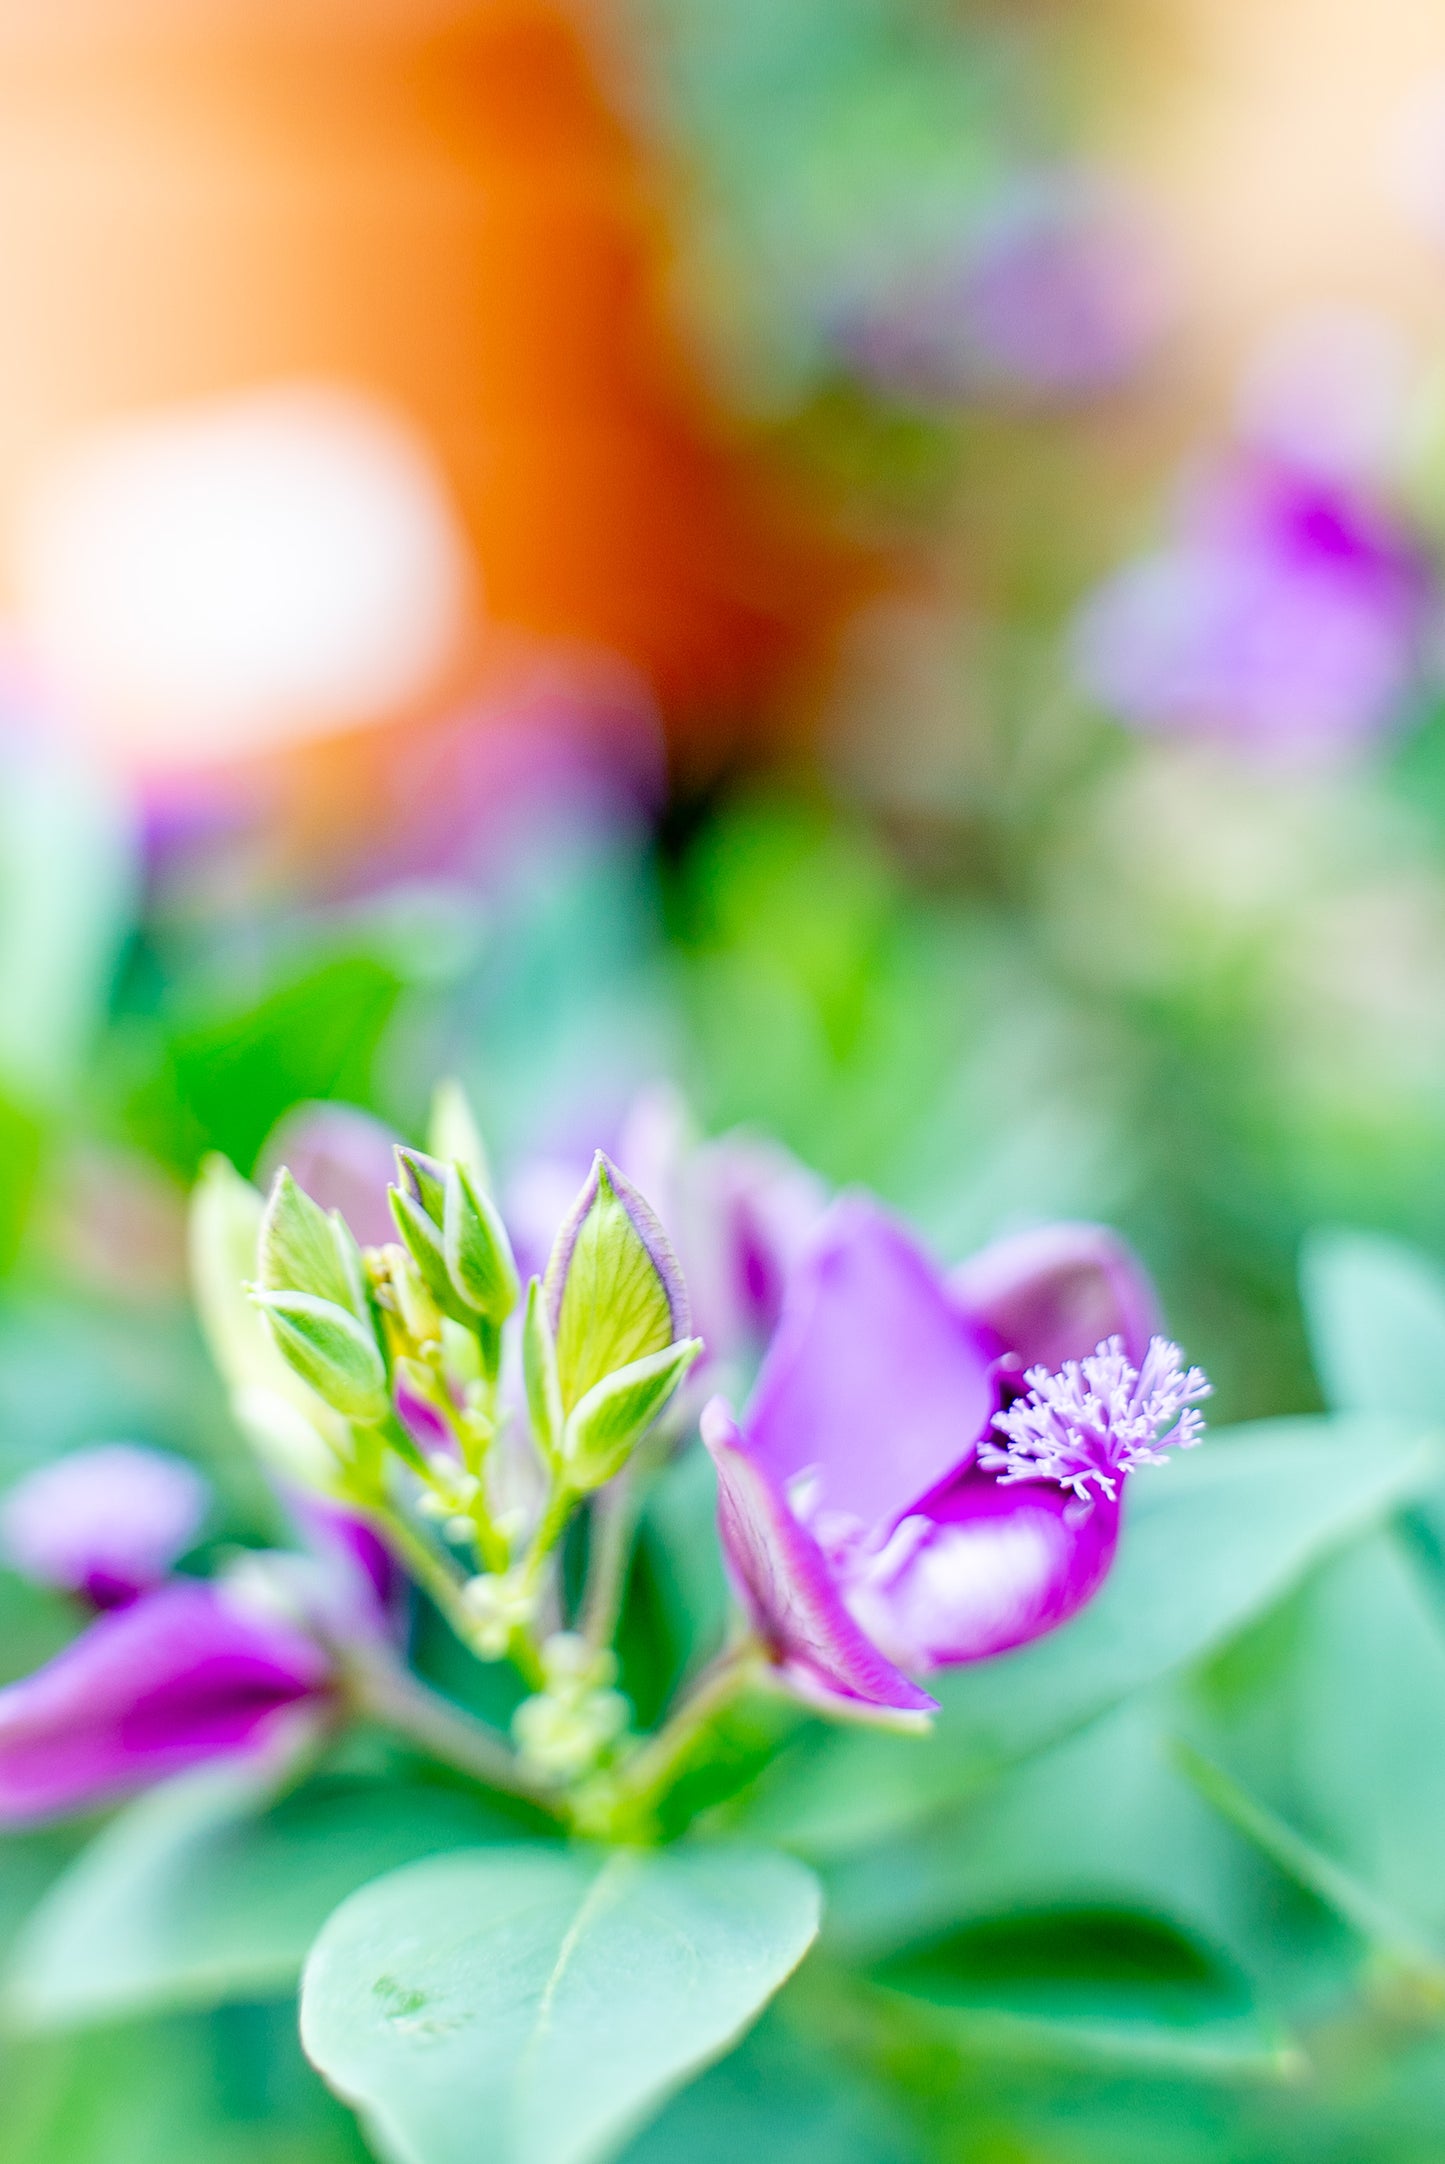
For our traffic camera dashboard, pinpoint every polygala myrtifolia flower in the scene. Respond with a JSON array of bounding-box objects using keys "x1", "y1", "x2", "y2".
[
  {"x1": 0, "y1": 1445, "x2": 389, "y2": 1821},
  {"x1": 702, "y1": 1199, "x2": 1210, "y2": 1721}
]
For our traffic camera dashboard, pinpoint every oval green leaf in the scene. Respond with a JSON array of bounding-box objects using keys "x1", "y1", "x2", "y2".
[{"x1": 300, "y1": 1843, "x2": 821, "y2": 2164}]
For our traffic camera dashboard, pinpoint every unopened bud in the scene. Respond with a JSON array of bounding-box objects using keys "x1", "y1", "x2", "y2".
[
  {"x1": 561, "y1": 1337, "x2": 703, "y2": 1491},
  {"x1": 543, "y1": 1153, "x2": 690, "y2": 1413},
  {"x1": 252, "y1": 1290, "x2": 389, "y2": 1423},
  {"x1": 444, "y1": 1162, "x2": 518, "y2": 1326},
  {"x1": 427, "y1": 1078, "x2": 492, "y2": 1191},
  {"x1": 259, "y1": 1168, "x2": 369, "y2": 1321},
  {"x1": 522, "y1": 1276, "x2": 563, "y2": 1463}
]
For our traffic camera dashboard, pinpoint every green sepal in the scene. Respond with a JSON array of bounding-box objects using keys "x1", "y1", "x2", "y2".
[
  {"x1": 388, "y1": 1175, "x2": 473, "y2": 1328},
  {"x1": 545, "y1": 1154, "x2": 688, "y2": 1413},
  {"x1": 427, "y1": 1078, "x2": 493, "y2": 1191},
  {"x1": 562, "y1": 1337, "x2": 703, "y2": 1491},
  {"x1": 523, "y1": 1276, "x2": 564, "y2": 1464},
  {"x1": 259, "y1": 1169, "x2": 366, "y2": 1321},
  {"x1": 252, "y1": 1289, "x2": 390, "y2": 1423},
  {"x1": 444, "y1": 1163, "x2": 519, "y2": 1325}
]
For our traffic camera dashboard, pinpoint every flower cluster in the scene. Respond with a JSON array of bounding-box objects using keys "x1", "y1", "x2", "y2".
[{"x1": 0, "y1": 1078, "x2": 1208, "y2": 1833}]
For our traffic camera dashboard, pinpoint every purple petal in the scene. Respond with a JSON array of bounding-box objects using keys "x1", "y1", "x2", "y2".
[
  {"x1": 258, "y1": 1103, "x2": 400, "y2": 1248},
  {"x1": 0, "y1": 1579, "x2": 332, "y2": 1821},
  {"x1": 0, "y1": 1445, "x2": 209, "y2": 1609},
  {"x1": 703, "y1": 1401, "x2": 936, "y2": 1717},
  {"x1": 281, "y1": 1489, "x2": 401, "y2": 1627},
  {"x1": 847, "y1": 1468, "x2": 1121, "y2": 1670},
  {"x1": 544, "y1": 1151, "x2": 690, "y2": 1342},
  {"x1": 949, "y1": 1222, "x2": 1160, "y2": 1370},
  {"x1": 744, "y1": 1196, "x2": 994, "y2": 1533}
]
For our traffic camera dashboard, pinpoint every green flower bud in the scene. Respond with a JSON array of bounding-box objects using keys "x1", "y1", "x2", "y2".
[
  {"x1": 427, "y1": 1077, "x2": 492, "y2": 1190},
  {"x1": 381, "y1": 1241, "x2": 444, "y2": 1347},
  {"x1": 561, "y1": 1337, "x2": 703, "y2": 1491},
  {"x1": 522, "y1": 1276, "x2": 563, "y2": 1463},
  {"x1": 389, "y1": 1148, "x2": 473, "y2": 1326},
  {"x1": 543, "y1": 1153, "x2": 691, "y2": 1414},
  {"x1": 259, "y1": 1168, "x2": 368, "y2": 1320},
  {"x1": 251, "y1": 1289, "x2": 389, "y2": 1423},
  {"x1": 444, "y1": 1162, "x2": 519, "y2": 1324}
]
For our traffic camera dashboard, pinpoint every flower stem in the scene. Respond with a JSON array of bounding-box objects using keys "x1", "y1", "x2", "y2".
[
  {"x1": 346, "y1": 1644, "x2": 556, "y2": 1808},
  {"x1": 606, "y1": 1639, "x2": 761, "y2": 1832}
]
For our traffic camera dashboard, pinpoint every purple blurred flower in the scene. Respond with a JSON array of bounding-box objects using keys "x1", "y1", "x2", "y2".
[
  {"x1": 0, "y1": 1444, "x2": 208, "y2": 1609},
  {"x1": 1074, "y1": 452, "x2": 1433, "y2": 759},
  {"x1": 836, "y1": 171, "x2": 1166, "y2": 407},
  {"x1": 258, "y1": 1102, "x2": 401, "y2": 1249},
  {"x1": 0, "y1": 1577, "x2": 333, "y2": 1822},
  {"x1": 703, "y1": 1200, "x2": 1207, "y2": 1720}
]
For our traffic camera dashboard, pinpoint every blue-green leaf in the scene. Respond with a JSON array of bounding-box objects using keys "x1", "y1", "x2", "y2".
[
  {"x1": 5, "y1": 1764, "x2": 531, "y2": 2030},
  {"x1": 300, "y1": 1844, "x2": 821, "y2": 2164}
]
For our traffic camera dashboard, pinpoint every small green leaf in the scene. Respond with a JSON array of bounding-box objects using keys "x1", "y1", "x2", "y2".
[
  {"x1": 5, "y1": 1765, "x2": 535, "y2": 2030},
  {"x1": 253, "y1": 1290, "x2": 388, "y2": 1421},
  {"x1": 1300, "y1": 1228, "x2": 1445, "y2": 1424},
  {"x1": 546, "y1": 1156, "x2": 686, "y2": 1413},
  {"x1": 524, "y1": 1277, "x2": 563, "y2": 1463},
  {"x1": 444, "y1": 1162, "x2": 519, "y2": 1324},
  {"x1": 300, "y1": 1844, "x2": 821, "y2": 2164},
  {"x1": 563, "y1": 1340, "x2": 703, "y2": 1491}
]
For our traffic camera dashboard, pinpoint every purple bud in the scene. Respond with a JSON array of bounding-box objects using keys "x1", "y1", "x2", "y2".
[{"x1": 0, "y1": 1445, "x2": 209, "y2": 1609}]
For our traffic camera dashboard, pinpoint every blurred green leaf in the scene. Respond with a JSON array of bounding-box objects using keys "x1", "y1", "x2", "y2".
[
  {"x1": 1301, "y1": 1229, "x2": 1445, "y2": 1423},
  {"x1": 743, "y1": 1418, "x2": 1441, "y2": 1853},
  {"x1": 873, "y1": 1909, "x2": 1293, "y2": 2082},
  {"x1": 0, "y1": 2002, "x2": 367, "y2": 2164},
  {"x1": 6, "y1": 1764, "x2": 537, "y2": 2031},
  {"x1": 300, "y1": 1844, "x2": 821, "y2": 2164}
]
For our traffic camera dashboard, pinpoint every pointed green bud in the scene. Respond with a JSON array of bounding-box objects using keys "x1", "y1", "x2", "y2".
[
  {"x1": 251, "y1": 1290, "x2": 389, "y2": 1422},
  {"x1": 543, "y1": 1153, "x2": 690, "y2": 1413},
  {"x1": 428, "y1": 1078, "x2": 493, "y2": 1191},
  {"x1": 444, "y1": 1162, "x2": 518, "y2": 1323},
  {"x1": 561, "y1": 1337, "x2": 703, "y2": 1491},
  {"x1": 389, "y1": 1148, "x2": 473, "y2": 1326},
  {"x1": 259, "y1": 1169, "x2": 366, "y2": 1320},
  {"x1": 381, "y1": 1241, "x2": 444, "y2": 1347},
  {"x1": 523, "y1": 1276, "x2": 563, "y2": 1463}
]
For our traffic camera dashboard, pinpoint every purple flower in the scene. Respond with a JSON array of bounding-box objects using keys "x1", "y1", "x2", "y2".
[
  {"x1": 0, "y1": 1444, "x2": 209, "y2": 1609},
  {"x1": 1074, "y1": 451, "x2": 1433, "y2": 760},
  {"x1": 702, "y1": 1199, "x2": 1208, "y2": 1720},
  {"x1": 0, "y1": 1577, "x2": 333, "y2": 1822},
  {"x1": 835, "y1": 170, "x2": 1166, "y2": 408}
]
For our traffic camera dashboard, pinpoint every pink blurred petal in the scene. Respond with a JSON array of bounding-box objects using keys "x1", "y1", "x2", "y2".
[
  {"x1": 702, "y1": 1401, "x2": 936, "y2": 1718},
  {"x1": 949, "y1": 1221, "x2": 1160, "y2": 1370}
]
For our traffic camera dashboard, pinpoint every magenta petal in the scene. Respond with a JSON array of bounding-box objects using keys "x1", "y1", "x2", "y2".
[
  {"x1": 703, "y1": 1401, "x2": 937, "y2": 1717},
  {"x1": 0, "y1": 1445, "x2": 209, "y2": 1609},
  {"x1": 949, "y1": 1221, "x2": 1160, "y2": 1369},
  {"x1": 0, "y1": 1580, "x2": 332, "y2": 1822},
  {"x1": 745, "y1": 1196, "x2": 994, "y2": 1530},
  {"x1": 852, "y1": 1469, "x2": 1121, "y2": 1670}
]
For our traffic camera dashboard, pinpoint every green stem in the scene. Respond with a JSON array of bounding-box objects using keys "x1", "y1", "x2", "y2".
[
  {"x1": 579, "y1": 1474, "x2": 639, "y2": 1650},
  {"x1": 346, "y1": 1647, "x2": 555, "y2": 1807},
  {"x1": 608, "y1": 1639, "x2": 761, "y2": 1830},
  {"x1": 521, "y1": 1481, "x2": 576, "y2": 1596}
]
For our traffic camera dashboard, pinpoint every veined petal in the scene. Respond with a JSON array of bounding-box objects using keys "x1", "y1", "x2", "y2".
[
  {"x1": 847, "y1": 1468, "x2": 1121, "y2": 1670},
  {"x1": 745, "y1": 1196, "x2": 994, "y2": 1531},
  {"x1": 702, "y1": 1401, "x2": 937, "y2": 1718},
  {"x1": 0, "y1": 1579, "x2": 331, "y2": 1822},
  {"x1": 949, "y1": 1221, "x2": 1160, "y2": 1369}
]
